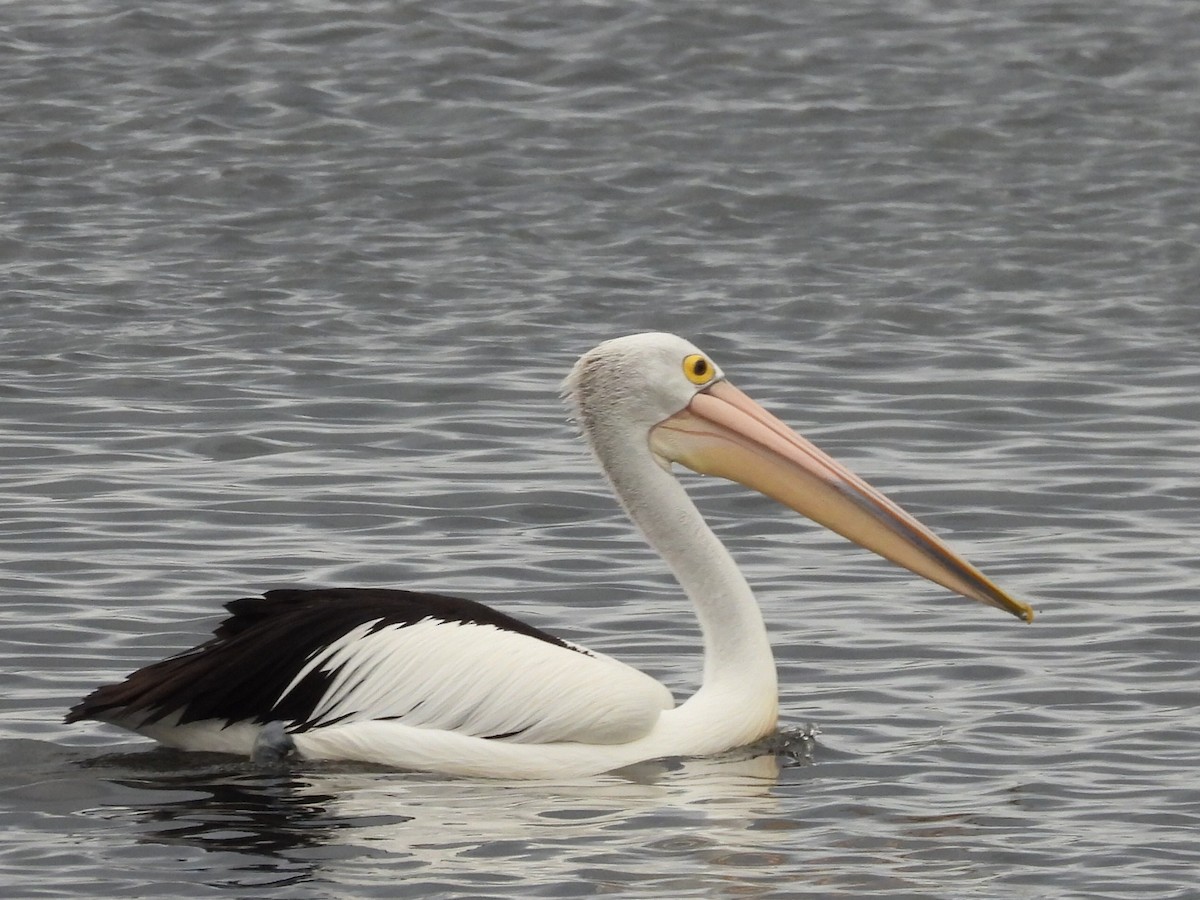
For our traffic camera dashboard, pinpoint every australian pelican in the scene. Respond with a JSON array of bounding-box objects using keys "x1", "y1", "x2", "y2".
[{"x1": 67, "y1": 333, "x2": 1032, "y2": 778}]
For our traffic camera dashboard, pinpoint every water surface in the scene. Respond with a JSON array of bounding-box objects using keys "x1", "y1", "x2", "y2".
[{"x1": 2, "y1": 1, "x2": 1199, "y2": 897}]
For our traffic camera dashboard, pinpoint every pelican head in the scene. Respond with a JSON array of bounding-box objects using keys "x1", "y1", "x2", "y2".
[{"x1": 566, "y1": 332, "x2": 1033, "y2": 623}]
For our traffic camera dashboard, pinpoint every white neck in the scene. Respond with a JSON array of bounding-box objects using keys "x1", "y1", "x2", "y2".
[{"x1": 591, "y1": 424, "x2": 778, "y2": 741}]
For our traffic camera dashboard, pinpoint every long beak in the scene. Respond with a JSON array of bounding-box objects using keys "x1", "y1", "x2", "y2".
[{"x1": 649, "y1": 380, "x2": 1033, "y2": 622}]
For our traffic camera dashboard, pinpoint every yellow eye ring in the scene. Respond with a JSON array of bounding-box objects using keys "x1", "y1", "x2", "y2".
[{"x1": 683, "y1": 353, "x2": 714, "y2": 385}]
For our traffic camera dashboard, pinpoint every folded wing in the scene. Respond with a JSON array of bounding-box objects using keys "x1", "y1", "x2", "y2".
[{"x1": 67, "y1": 588, "x2": 674, "y2": 745}]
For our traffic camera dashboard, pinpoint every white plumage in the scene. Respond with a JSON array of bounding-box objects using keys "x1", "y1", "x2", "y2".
[{"x1": 277, "y1": 618, "x2": 672, "y2": 744}]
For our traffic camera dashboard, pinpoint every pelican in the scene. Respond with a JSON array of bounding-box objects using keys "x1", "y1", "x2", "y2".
[{"x1": 67, "y1": 333, "x2": 1033, "y2": 778}]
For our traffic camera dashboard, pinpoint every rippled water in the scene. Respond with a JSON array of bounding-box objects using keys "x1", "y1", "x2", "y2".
[{"x1": 3, "y1": 1, "x2": 1199, "y2": 897}]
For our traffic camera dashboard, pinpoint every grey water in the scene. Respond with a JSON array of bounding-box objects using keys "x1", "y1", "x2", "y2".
[{"x1": 2, "y1": 0, "x2": 1199, "y2": 896}]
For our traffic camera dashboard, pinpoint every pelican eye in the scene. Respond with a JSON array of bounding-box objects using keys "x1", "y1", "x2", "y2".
[{"x1": 683, "y1": 353, "x2": 714, "y2": 385}]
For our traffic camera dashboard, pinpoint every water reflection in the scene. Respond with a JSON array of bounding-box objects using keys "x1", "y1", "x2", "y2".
[{"x1": 65, "y1": 733, "x2": 818, "y2": 893}]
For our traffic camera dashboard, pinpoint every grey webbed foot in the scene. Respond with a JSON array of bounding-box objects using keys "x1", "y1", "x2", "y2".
[{"x1": 252, "y1": 720, "x2": 295, "y2": 767}]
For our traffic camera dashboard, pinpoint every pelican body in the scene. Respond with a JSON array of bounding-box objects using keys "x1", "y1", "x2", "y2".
[{"x1": 67, "y1": 333, "x2": 1032, "y2": 778}]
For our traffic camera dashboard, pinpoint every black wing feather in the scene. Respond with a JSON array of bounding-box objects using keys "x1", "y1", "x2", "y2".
[{"x1": 66, "y1": 588, "x2": 579, "y2": 730}]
